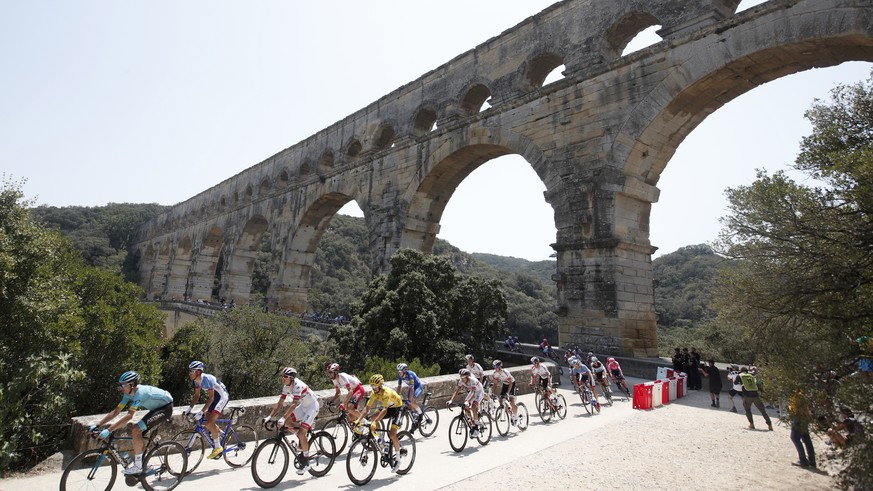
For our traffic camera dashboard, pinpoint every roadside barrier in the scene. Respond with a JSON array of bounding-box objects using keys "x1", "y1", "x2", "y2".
[{"x1": 633, "y1": 370, "x2": 687, "y2": 410}]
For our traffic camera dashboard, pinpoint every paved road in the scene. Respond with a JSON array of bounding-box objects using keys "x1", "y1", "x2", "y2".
[{"x1": 3, "y1": 378, "x2": 641, "y2": 491}]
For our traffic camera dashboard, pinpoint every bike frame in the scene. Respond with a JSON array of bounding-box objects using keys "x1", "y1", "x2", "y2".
[{"x1": 184, "y1": 414, "x2": 245, "y2": 454}]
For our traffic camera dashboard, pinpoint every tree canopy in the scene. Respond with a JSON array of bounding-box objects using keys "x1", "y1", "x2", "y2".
[{"x1": 714, "y1": 71, "x2": 873, "y2": 489}]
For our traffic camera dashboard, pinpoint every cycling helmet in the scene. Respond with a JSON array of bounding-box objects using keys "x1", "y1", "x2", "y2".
[
  {"x1": 369, "y1": 374, "x2": 384, "y2": 386},
  {"x1": 492, "y1": 359, "x2": 502, "y2": 368},
  {"x1": 591, "y1": 356, "x2": 599, "y2": 364},
  {"x1": 188, "y1": 360, "x2": 205, "y2": 371},
  {"x1": 607, "y1": 357, "x2": 616, "y2": 363},
  {"x1": 464, "y1": 354, "x2": 474, "y2": 361},
  {"x1": 568, "y1": 356, "x2": 577, "y2": 365},
  {"x1": 282, "y1": 367, "x2": 297, "y2": 377},
  {"x1": 327, "y1": 363, "x2": 340, "y2": 373},
  {"x1": 118, "y1": 370, "x2": 140, "y2": 385},
  {"x1": 459, "y1": 368, "x2": 471, "y2": 377},
  {"x1": 396, "y1": 363, "x2": 408, "y2": 372},
  {"x1": 530, "y1": 356, "x2": 540, "y2": 364}
]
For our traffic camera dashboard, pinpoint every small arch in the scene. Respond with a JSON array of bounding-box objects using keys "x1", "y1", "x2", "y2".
[
  {"x1": 245, "y1": 184, "x2": 253, "y2": 199},
  {"x1": 278, "y1": 169, "x2": 290, "y2": 186},
  {"x1": 220, "y1": 196, "x2": 227, "y2": 207},
  {"x1": 299, "y1": 160, "x2": 311, "y2": 178},
  {"x1": 522, "y1": 52, "x2": 565, "y2": 91},
  {"x1": 259, "y1": 177, "x2": 271, "y2": 195},
  {"x1": 603, "y1": 11, "x2": 662, "y2": 61},
  {"x1": 373, "y1": 124, "x2": 395, "y2": 150},
  {"x1": 346, "y1": 139, "x2": 362, "y2": 158},
  {"x1": 460, "y1": 83, "x2": 491, "y2": 114},
  {"x1": 320, "y1": 151, "x2": 335, "y2": 169},
  {"x1": 412, "y1": 106, "x2": 438, "y2": 137}
]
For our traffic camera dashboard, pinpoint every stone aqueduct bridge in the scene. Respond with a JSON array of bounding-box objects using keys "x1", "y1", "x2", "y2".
[{"x1": 130, "y1": 0, "x2": 873, "y2": 357}]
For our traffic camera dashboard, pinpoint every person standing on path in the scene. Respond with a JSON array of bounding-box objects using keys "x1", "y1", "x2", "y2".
[
  {"x1": 788, "y1": 389, "x2": 816, "y2": 468},
  {"x1": 699, "y1": 359, "x2": 723, "y2": 408},
  {"x1": 726, "y1": 364, "x2": 743, "y2": 413},
  {"x1": 688, "y1": 348, "x2": 702, "y2": 390},
  {"x1": 739, "y1": 367, "x2": 773, "y2": 430}
]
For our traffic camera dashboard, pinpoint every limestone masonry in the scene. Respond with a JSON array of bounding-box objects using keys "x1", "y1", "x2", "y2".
[{"x1": 130, "y1": 0, "x2": 873, "y2": 357}]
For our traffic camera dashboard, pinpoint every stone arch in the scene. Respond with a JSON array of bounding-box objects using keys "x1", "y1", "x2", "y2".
[
  {"x1": 411, "y1": 104, "x2": 439, "y2": 137},
  {"x1": 244, "y1": 184, "x2": 254, "y2": 200},
  {"x1": 259, "y1": 177, "x2": 272, "y2": 196},
  {"x1": 521, "y1": 52, "x2": 565, "y2": 92},
  {"x1": 345, "y1": 138, "x2": 362, "y2": 158},
  {"x1": 189, "y1": 225, "x2": 225, "y2": 301},
  {"x1": 602, "y1": 11, "x2": 661, "y2": 62},
  {"x1": 400, "y1": 127, "x2": 550, "y2": 255},
  {"x1": 299, "y1": 160, "x2": 312, "y2": 179},
  {"x1": 459, "y1": 82, "x2": 492, "y2": 114},
  {"x1": 278, "y1": 169, "x2": 290, "y2": 187},
  {"x1": 271, "y1": 192, "x2": 365, "y2": 311},
  {"x1": 221, "y1": 215, "x2": 269, "y2": 305},
  {"x1": 320, "y1": 150, "x2": 335, "y2": 169},
  {"x1": 373, "y1": 124, "x2": 395, "y2": 150}
]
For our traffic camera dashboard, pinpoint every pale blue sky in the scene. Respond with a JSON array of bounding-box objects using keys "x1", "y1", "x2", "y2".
[{"x1": 1, "y1": 1, "x2": 870, "y2": 260}]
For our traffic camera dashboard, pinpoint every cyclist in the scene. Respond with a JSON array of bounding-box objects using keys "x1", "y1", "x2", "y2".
[
  {"x1": 448, "y1": 368, "x2": 485, "y2": 438},
  {"x1": 490, "y1": 360, "x2": 518, "y2": 426},
  {"x1": 396, "y1": 363, "x2": 424, "y2": 428},
  {"x1": 529, "y1": 356, "x2": 556, "y2": 402},
  {"x1": 326, "y1": 362, "x2": 365, "y2": 424},
  {"x1": 606, "y1": 357, "x2": 631, "y2": 395},
  {"x1": 590, "y1": 357, "x2": 611, "y2": 399},
  {"x1": 569, "y1": 356, "x2": 600, "y2": 412},
  {"x1": 183, "y1": 360, "x2": 229, "y2": 459},
  {"x1": 87, "y1": 371, "x2": 173, "y2": 476},
  {"x1": 263, "y1": 367, "x2": 319, "y2": 475},
  {"x1": 356, "y1": 374, "x2": 404, "y2": 473},
  {"x1": 465, "y1": 354, "x2": 485, "y2": 386}
]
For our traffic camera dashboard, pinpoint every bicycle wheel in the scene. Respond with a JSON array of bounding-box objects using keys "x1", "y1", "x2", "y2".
[
  {"x1": 494, "y1": 407, "x2": 510, "y2": 436},
  {"x1": 417, "y1": 406, "x2": 439, "y2": 437},
  {"x1": 171, "y1": 430, "x2": 205, "y2": 475},
  {"x1": 475, "y1": 413, "x2": 492, "y2": 445},
  {"x1": 397, "y1": 410, "x2": 413, "y2": 433},
  {"x1": 603, "y1": 386, "x2": 613, "y2": 406},
  {"x1": 447, "y1": 415, "x2": 468, "y2": 452},
  {"x1": 578, "y1": 388, "x2": 592, "y2": 415},
  {"x1": 60, "y1": 448, "x2": 119, "y2": 491},
  {"x1": 306, "y1": 431, "x2": 336, "y2": 477},
  {"x1": 345, "y1": 437, "x2": 378, "y2": 486},
  {"x1": 141, "y1": 441, "x2": 187, "y2": 491},
  {"x1": 534, "y1": 390, "x2": 542, "y2": 409},
  {"x1": 556, "y1": 394, "x2": 568, "y2": 419},
  {"x1": 394, "y1": 431, "x2": 416, "y2": 475},
  {"x1": 516, "y1": 403, "x2": 529, "y2": 431},
  {"x1": 251, "y1": 438, "x2": 289, "y2": 488},
  {"x1": 223, "y1": 424, "x2": 257, "y2": 467},
  {"x1": 538, "y1": 396, "x2": 552, "y2": 422},
  {"x1": 319, "y1": 417, "x2": 348, "y2": 456}
]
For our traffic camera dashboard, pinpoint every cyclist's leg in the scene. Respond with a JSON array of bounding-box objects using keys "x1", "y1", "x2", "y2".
[
  {"x1": 411, "y1": 385, "x2": 423, "y2": 415},
  {"x1": 132, "y1": 403, "x2": 173, "y2": 470}
]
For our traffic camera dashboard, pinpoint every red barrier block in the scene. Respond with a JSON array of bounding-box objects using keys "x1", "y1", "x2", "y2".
[{"x1": 633, "y1": 383, "x2": 653, "y2": 410}]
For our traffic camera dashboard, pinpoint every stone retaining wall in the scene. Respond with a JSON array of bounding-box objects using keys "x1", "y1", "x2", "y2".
[{"x1": 68, "y1": 363, "x2": 560, "y2": 454}]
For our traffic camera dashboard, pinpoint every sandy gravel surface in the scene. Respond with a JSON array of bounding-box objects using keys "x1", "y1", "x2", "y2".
[{"x1": 439, "y1": 388, "x2": 836, "y2": 491}]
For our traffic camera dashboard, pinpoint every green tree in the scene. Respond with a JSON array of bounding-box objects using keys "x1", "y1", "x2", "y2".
[
  {"x1": 714, "y1": 72, "x2": 873, "y2": 489},
  {"x1": 333, "y1": 249, "x2": 507, "y2": 373},
  {"x1": 0, "y1": 180, "x2": 165, "y2": 471}
]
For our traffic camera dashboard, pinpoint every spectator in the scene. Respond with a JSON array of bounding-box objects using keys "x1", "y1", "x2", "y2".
[
  {"x1": 738, "y1": 366, "x2": 772, "y2": 430},
  {"x1": 699, "y1": 359, "x2": 722, "y2": 408},
  {"x1": 788, "y1": 390, "x2": 816, "y2": 468},
  {"x1": 688, "y1": 347, "x2": 702, "y2": 390},
  {"x1": 828, "y1": 406, "x2": 864, "y2": 448},
  {"x1": 726, "y1": 364, "x2": 743, "y2": 413},
  {"x1": 672, "y1": 348, "x2": 684, "y2": 373}
]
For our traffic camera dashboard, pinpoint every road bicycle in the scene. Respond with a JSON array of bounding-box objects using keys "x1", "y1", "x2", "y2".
[
  {"x1": 60, "y1": 431, "x2": 187, "y2": 491},
  {"x1": 596, "y1": 376, "x2": 614, "y2": 406},
  {"x1": 250, "y1": 419, "x2": 336, "y2": 488},
  {"x1": 574, "y1": 379, "x2": 601, "y2": 415},
  {"x1": 534, "y1": 383, "x2": 567, "y2": 423},
  {"x1": 318, "y1": 402, "x2": 358, "y2": 457},
  {"x1": 396, "y1": 391, "x2": 440, "y2": 437},
  {"x1": 171, "y1": 406, "x2": 257, "y2": 475},
  {"x1": 492, "y1": 390, "x2": 529, "y2": 436},
  {"x1": 446, "y1": 402, "x2": 493, "y2": 452},
  {"x1": 613, "y1": 377, "x2": 633, "y2": 401},
  {"x1": 345, "y1": 417, "x2": 416, "y2": 485},
  {"x1": 479, "y1": 388, "x2": 499, "y2": 420}
]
